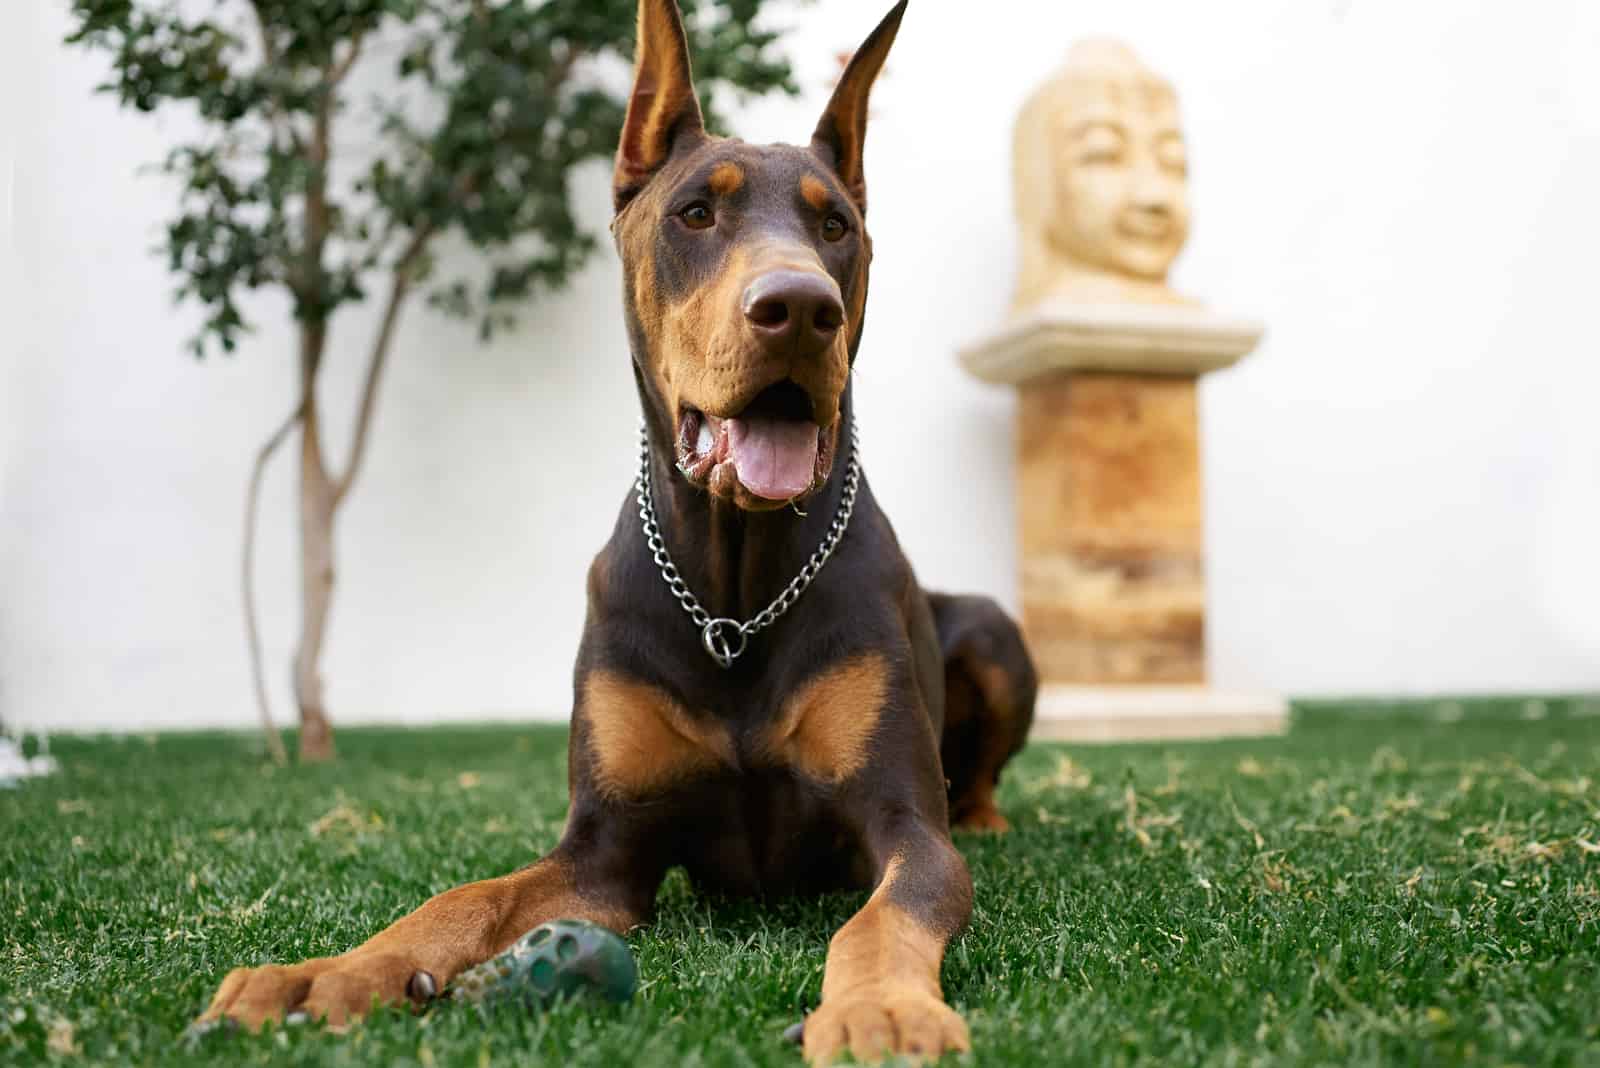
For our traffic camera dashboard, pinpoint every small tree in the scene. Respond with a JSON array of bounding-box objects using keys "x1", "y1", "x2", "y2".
[{"x1": 66, "y1": 0, "x2": 800, "y2": 762}]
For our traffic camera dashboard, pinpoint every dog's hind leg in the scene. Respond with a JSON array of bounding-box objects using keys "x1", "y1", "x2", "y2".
[{"x1": 930, "y1": 593, "x2": 1037, "y2": 833}]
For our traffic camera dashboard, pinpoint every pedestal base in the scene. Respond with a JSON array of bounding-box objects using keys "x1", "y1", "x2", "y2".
[
  {"x1": 1019, "y1": 372, "x2": 1206, "y2": 684},
  {"x1": 1029, "y1": 685, "x2": 1288, "y2": 743}
]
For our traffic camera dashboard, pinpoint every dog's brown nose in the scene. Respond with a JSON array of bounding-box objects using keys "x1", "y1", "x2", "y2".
[{"x1": 742, "y1": 271, "x2": 845, "y2": 356}]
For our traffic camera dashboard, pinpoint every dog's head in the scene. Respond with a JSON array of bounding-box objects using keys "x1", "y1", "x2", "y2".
[{"x1": 611, "y1": 0, "x2": 905, "y2": 512}]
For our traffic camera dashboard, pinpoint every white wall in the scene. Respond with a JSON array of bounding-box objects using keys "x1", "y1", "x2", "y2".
[{"x1": 4, "y1": 0, "x2": 1597, "y2": 733}]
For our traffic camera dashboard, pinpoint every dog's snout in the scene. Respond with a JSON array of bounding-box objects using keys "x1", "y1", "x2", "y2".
[{"x1": 742, "y1": 271, "x2": 845, "y2": 356}]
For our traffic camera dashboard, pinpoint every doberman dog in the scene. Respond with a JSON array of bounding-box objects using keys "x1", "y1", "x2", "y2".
[{"x1": 199, "y1": 1, "x2": 1036, "y2": 1062}]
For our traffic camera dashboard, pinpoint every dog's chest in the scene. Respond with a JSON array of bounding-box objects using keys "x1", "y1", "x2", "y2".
[
  {"x1": 580, "y1": 654, "x2": 890, "y2": 801},
  {"x1": 578, "y1": 662, "x2": 889, "y2": 893},
  {"x1": 675, "y1": 769, "x2": 871, "y2": 896}
]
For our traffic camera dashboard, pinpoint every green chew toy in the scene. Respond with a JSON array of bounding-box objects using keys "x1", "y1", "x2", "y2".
[{"x1": 447, "y1": 919, "x2": 638, "y2": 1009}]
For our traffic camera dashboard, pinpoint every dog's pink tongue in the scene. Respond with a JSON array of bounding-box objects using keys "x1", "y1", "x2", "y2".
[{"x1": 726, "y1": 417, "x2": 818, "y2": 500}]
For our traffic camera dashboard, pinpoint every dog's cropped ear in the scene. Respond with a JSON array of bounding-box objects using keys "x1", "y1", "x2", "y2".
[
  {"x1": 811, "y1": 0, "x2": 907, "y2": 213},
  {"x1": 614, "y1": 0, "x2": 706, "y2": 212}
]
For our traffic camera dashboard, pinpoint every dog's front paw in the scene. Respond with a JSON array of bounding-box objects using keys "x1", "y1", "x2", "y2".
[
  {"x1": 196, "y1": 951, "x2": 431, "y2": 1032},
  {"x1": 803, "y1": 982, "x2": 969, "y2": 1064}
]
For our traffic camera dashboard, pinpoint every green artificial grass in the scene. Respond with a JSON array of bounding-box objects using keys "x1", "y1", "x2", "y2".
[{"x1": 3, "y1": 705, "x2": 1598, "y2": 1066}]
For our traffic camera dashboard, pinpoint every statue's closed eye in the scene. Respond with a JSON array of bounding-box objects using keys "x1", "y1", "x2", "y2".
[
  {"x1": 1155, "y1": 133, "x2": 1188, "y2": 176},
  {"x1": 1071, "y1": 122, "x2": 1127, "y2": 165}
]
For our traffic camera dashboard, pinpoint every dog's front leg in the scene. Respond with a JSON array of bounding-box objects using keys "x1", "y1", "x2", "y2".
[
  {"x1": 198, "y1": 833, "x2": 651, "y2": 1032},
  {"x1": 804, "y1": 810, "x2": 974, "y2": 1065}
]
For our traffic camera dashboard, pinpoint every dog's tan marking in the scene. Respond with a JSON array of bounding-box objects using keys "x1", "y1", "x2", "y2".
[
  {"x1": 650, "y1": 241, "x2": 851, "y2": 435},
  {"x1": 821, "y1": 858, "x2": 943, "y2": 999},
  {"x1": 199, "y1": 854, "x2": 643, "y2": 1031},
  {"x1": 474, "y1": 855, "x2": 641, "y2": 946},
  {"x1": 974, "y1": 661, "x2": 1014, "y2": 720},
  {"x1": 709, "y1": 161, "x2": 745, "y2": 196},
  {"x1": 947, "y1": 654, "x2": 1019, "y2": 833},
  {"x1": 364, "y1": 855, "x2": 640, "y2": 970},
  {"x1": 800, "y1": 173, "x2": 831, "y2": 211},
  {"x1": 804, "y1": 855, "x2": 970, "y2": 1063},
  {"x1": 761, "y1": 654, "x2": 888, "y2": 783},
  {"x1": 583, "y1": 670, "x2": 734, "y2": 799}
]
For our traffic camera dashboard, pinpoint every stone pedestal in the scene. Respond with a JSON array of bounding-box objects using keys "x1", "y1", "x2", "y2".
[
  {"x1": 1019, "y1": 371, "x2": 1204, "y2": 685},
  {"x1": 961, "y1": 303, "x2": 1286, "y2": 742}
]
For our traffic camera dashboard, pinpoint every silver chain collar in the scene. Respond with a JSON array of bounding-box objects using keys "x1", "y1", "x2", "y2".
[{"x1": 634, "y1": 419, "x2": 861, "y2": 669}]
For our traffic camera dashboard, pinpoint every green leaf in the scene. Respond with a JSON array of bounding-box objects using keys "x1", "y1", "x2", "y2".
[{"x1": 64, "y1": 0, "x2": 807, "y2": 357}]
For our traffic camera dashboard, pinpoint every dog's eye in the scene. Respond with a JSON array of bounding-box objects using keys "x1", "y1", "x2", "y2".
[
  {"x1": 822, "y1": 213, "x2": 849, "y2": 242},
  {"x1": 679, "y1": 202, "x2": 715, "y2": 230}
]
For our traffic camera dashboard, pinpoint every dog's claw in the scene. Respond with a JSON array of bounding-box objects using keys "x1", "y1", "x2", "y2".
[
  {"x1": 783, "y1": 1020, "x2": 806, "y2": 1045},
  {"x1": 407, "y1": 970, "x2": 438, "y2": 1003},
  {"x1": 181, "y1": 1016, "x2": 238, "y2": 1044},
  {"x1": 284, "y1": 1011, "x2": 310, "y2": 1026}
]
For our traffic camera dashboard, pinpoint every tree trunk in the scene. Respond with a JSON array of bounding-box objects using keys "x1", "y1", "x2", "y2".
[
  {"x1": 294, "y1": 324, "x2": 338, "y2": 763},
  {"x1": 242, "y1": 402, "x2": 303, "y2": 768}
]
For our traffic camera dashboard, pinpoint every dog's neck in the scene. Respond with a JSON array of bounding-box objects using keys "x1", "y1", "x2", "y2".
[{"x1": 638, "y1": 384, "x2": 856, "y2": 625}]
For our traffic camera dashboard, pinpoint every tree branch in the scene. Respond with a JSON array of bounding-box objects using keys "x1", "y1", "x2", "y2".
[
  {"x1": 250, "y1": 0, "x2": 278, "y2": 66},
  {"x1": 242, "y1": 397, "x2": 307, "y2": 767},
  {"x1": 545, "y1": 44, "x2": 578, "y2": 97},
  {"x1": 330, "y1": 34, "x2": 365, "y2": 86},
  {"x1": 249, "y1": 1, "x2": 303, "y2": 154},
  {"x1": 297, "y1": 54, "x2": 340, "y2": 322},
  {"x1": 332, "y1": 227, "x2": 434, "y2": 504}
]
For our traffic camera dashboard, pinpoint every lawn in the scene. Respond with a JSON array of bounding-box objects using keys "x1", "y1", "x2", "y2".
[{"x1": 3, "y1": 700, "x2": 1598, "y2": 1066}]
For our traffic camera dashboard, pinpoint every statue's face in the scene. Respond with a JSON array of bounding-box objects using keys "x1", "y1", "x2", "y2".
[{"x1": 1048, "y1": 83, "x2": 1189, "y2": 281}]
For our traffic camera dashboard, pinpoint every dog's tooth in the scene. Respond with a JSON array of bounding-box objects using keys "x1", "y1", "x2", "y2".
[
  {"x1": 697, "y1": 419, "x2": 715, "y2": 456},
  {"x1": 710, "y1": 461, "x2": 738, "y2": 497}
]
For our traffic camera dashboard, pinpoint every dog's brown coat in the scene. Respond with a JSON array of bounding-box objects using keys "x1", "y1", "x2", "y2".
[{"x1": 196, "y1": 5, "x2": 1036, "y2": 1065}]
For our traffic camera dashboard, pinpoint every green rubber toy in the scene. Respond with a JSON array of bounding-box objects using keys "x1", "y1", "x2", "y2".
[{"x1": 447, "y1": 919, "x2": 637, "y2": 1009}]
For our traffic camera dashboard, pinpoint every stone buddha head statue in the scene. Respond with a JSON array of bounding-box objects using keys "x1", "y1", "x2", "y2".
[{"x1": 1011, "y1": 40, "x2": 1193, "y2": 312}]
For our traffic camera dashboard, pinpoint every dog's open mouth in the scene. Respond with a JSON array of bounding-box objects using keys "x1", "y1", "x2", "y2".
[{"x1": 676, "y1": 381, "x2": 836, "y2": 503}]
